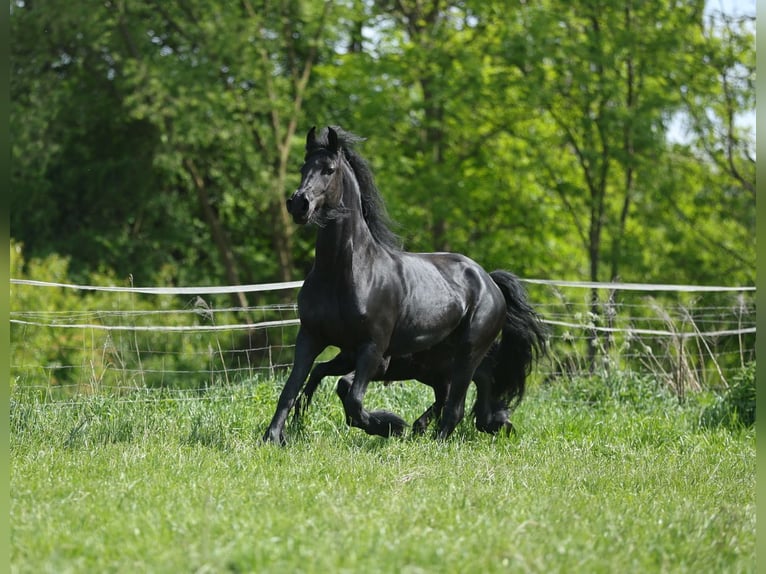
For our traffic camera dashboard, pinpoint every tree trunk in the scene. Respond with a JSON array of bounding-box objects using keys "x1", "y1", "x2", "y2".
[
  {"x1": 270, "y1": 194, "x2": 295, "y2": 283},
  {"x1": 185, "y1": 158, "x2": 251, "y2": 314},
  {"x1": 587, "y1": 231, "x2": 601, "y2": 372}
]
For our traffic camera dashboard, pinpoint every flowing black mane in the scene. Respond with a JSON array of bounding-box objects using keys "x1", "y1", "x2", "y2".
[{"x1": 307, "y1": 126, "x2": 402, "y2": 250}]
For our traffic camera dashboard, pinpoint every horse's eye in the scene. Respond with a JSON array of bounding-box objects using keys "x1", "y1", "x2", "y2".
[{"x1": 322, "y1": 167, "x2": 335, "y2": 176}]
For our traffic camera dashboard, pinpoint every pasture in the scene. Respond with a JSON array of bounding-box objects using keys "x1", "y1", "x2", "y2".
[{"x1": 11, "y1": 373, "x2": 755, "y2": 573}]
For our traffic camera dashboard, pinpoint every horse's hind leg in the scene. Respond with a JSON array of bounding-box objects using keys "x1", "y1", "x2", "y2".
[
  {"x1": 437, "y1": 332, "x2": 496, "y2": 440},
  {"x1": 472, "y1": 367, "x2": 494, "y2": 433},
  {"x1": 436, "y1": 365, "x2": 474, "y2": 441},
  {"x1": 412, "y1": 380, "x2": 448, "y2": 435},
  {"x1": 472, "y1": 366, "x2": 514, "y2": 435}
]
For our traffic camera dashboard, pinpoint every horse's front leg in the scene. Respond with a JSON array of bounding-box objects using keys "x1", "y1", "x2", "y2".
[
  {"x1": 294, "y1": 350, "x2": 356, "y2": 422},
  {"x1": 342, "y1": 343, "x2": 407, "y2": 438},
  {"x1": 263, "y1": 328, "x2": 325, "y2": 445}
]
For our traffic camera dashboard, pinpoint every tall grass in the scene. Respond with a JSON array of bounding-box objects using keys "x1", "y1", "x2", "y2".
[{"x1": 11, "y1": 373, "x2": 755, "y2": 573}]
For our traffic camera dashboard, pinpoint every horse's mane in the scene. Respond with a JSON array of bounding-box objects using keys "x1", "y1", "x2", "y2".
[{"x1": 308, "y1": 126, "x2": 403, "y2": 250}]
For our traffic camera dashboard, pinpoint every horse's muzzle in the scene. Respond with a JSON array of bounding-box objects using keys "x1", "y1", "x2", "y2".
[{"x1": 286, "y1": 191, "x2": 311, "y2": 224}]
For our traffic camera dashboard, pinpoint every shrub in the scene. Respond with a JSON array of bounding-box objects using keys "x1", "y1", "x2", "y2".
[
  {"x1": 700, "y1": 361, "x2": 755, "y2": 429},
  {"x1": 542, "y1": 366, "x2": 679, "y2": 414},
  {"x1": 10, "y1": 240, "x2": 222, "y2": 395}
]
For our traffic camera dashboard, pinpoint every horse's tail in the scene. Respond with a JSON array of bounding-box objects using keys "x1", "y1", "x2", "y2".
[{"x1": 488, "y1": 270, "x2": 547, "y2": 410}]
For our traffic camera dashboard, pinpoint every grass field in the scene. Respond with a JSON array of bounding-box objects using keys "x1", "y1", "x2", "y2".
[{"x1": 11, "y1": 373, "x2": 755, "y2": 573}]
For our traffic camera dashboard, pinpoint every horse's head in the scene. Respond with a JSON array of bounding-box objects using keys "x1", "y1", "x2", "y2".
[{"x1": 286, "y1": 126, "x2": 343, "y2": 225}]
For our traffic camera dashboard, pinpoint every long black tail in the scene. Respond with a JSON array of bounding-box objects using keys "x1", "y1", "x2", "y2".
[{"x1": 488, "y1": 270, "x2": 547, "y2": 410}]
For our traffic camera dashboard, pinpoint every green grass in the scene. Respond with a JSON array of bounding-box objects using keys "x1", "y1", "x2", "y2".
[{"x1": 11, "y1": 375, "x2": 755, "y2": 574}]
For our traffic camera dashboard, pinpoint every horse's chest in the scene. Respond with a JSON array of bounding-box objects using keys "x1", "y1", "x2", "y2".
[{"x1": 297, "y1": 283, "x2": 370, "y2": 344}]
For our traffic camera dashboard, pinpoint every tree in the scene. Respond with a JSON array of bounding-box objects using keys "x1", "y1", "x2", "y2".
[
  {"x1": 11, "y1": 1, "x2": 338, "y2": 298},
  {"x1": 115, "y1": 1, "x2": 333, "y2": 292},
  {"x1": 10, "y1": 1, "x2": 167, "y2": 283},
  {"x1": 492, "y1": 0, "x2": 742, "y2": 365},
  {"x1": 11, "y1": 0, "x2": 755, "y2": 306}
]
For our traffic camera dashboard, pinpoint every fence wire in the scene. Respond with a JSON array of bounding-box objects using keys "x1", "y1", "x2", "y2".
[{"x1": 10, "y1": 278, "x2": 756, "y2": 402}]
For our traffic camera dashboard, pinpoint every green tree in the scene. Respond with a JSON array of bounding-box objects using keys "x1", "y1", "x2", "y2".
[
  {"x1": 114, "y1": 1, "x2": 335, "y2": 293},
  {"x1": 11, "y1": 1, "x2": 339, "y2": 298},
  {"x1": 310, "y1": 1, "x2": 563, "y2": 278},
  {"x1": 10, "y1": 1, "x2": 166, "y2": 283},
  {"x1": 11, "y1": 0, "x2": 755, "y2": 301}
]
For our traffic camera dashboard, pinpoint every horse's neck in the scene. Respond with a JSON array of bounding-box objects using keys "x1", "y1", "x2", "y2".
[{"x1": 313, "y1": 167, "x2": 376, "y2": 274}]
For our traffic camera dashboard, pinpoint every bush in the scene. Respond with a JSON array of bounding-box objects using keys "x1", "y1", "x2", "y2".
[
  {"x1": 700, "y1": 361, "x2": 755, "y2": 429},
  {"x1": 542, "y1": 366, "x2": 679, "y2": 414},
  {"x1": 10, "y1": 240, "x2": 229, "y2": 395}
]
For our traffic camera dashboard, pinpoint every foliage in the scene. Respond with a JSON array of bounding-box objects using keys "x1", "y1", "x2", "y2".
[
  {"x1": 10, "y1": 241, "x2": 295, "y2": 395},
  {"x1": 13, "y1": 237, "x2": 753, "y2": 399},
  {"x1": 10, "y1": 1, "x2": 755, "y2": 388},
  {"x1": 700, "y1": 361, "x2": 756, "y2": 429},
  {"x1": 536, "y1": 282, "x2": 755, "y2": 395},
  {"x1": 10, "y1": 0, "x2": 755, "y2": 291},
  {"x1": 548, "y1": 368, "x2": 681, "y2": 413},
  {"x1": 10, "y1": 240, "x2": 122, "y2": 395}
]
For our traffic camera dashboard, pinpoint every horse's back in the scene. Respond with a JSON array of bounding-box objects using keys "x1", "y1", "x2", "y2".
[
  {"x1": 384, "y1": 250, "x2": 505, "y2": 355},
  {"x1": 402, "y1": 251, "x2": 502, "y2": 308}
]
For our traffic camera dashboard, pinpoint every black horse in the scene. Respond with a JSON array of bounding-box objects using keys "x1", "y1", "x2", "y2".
[
  {"x1": 294, "y1": 269, "x2": 546, "y2": 435},
  {"x1": 263, "y1": 126, "x2": 546, "y2": 445}
]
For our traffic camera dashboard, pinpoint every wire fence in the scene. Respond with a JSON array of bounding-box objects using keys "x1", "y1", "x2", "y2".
[{"x1": 10, "y1": 278, "x2": 756, "y2": 402}]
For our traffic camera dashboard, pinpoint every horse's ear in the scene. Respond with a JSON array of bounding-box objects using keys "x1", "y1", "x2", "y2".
[
  {"x1": 327, "y1": 126, "x2": 339, "y2": 154},
  {"x1": 306, "y1": 126, "x2": 317, "y2": 151}
]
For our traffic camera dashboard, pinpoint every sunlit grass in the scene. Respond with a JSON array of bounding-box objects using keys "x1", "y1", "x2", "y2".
[{"x1": 11, "y1": 375, "x2": 755, "y2": 573}]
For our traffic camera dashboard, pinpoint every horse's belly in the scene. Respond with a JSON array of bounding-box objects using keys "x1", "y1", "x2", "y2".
[{"x1": 386, "y1": 301, "x2": 464, "y2": 356}]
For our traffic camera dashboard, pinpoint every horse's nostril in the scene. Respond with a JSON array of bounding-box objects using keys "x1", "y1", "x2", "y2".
[{"x1": 287, "y1": 193, "x2": 310, "y2": 218}]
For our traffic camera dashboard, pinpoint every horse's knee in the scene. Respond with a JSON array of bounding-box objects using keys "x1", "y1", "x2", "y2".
[{"x1": 336, "y1": 376, "x2": 352, "y2": 401}]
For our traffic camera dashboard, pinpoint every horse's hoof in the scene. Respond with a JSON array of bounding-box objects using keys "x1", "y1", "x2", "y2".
[
  {"x1": 411, "y1": 417, "x2": 430, "y2": 435},
  {"x1": 501, "y1": 421, "x2": 517, "y2": 437},
  {"x1": 435, "y1": 424, "x2": 454, "y2": 441},
  {"x1": 388, "y1": 421, "x2": 406, "y2": 437},
  {"x1": 262, "y1": 429, "x2": 286, "y2": 446},
  {"x1": 368, "y1": 409, "x2": 407, "y2": 437}
]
